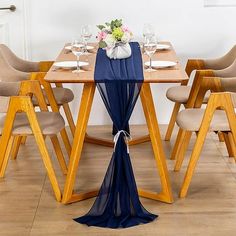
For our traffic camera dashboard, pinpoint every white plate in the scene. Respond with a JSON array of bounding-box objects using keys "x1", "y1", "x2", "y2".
[
  {"x1": 53, "y1": 61, "x2": 89, "y2": 69},
  {"x1": 65, "y1": 45, "x2": 94, "y2": 50},
  {"x1": 144, "y1": 60, "x2": 177, "y2": 69},
  {"x1": 156, "y1": 44, "x2": 170, "y2": 50}
]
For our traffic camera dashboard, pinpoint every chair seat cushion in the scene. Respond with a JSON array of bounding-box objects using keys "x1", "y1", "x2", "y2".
[
  {"x1": 176, "y1": 108, "x2": 230, "y2": 132},
  {"x1": 0, "y1": 112, "x2": 65, "y2": 136},
  {"x1": 32, "y1": 87, "x2": 74, "y2": 106},
  {"x1": 166, "y1": 86, "x2": 210, "y2": 104}
]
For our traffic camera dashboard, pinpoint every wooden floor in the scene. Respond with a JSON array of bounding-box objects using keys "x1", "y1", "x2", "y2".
[{"x1": 1, "y1": 125, "x2": 236, "y2": 235}]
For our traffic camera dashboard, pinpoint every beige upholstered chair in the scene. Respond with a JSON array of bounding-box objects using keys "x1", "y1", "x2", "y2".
[
  {"x1": 0, "y1": 48, "x2": 72, "y2": 158},
  {"x1": 165, "y1": 45, "x2": 236, "y2": 141},
  {"x1": 0, "y1": 44, "x2": 75, "y2": 137},
  {"x1": 171, "y1": 59, "x2": 236, "y2": 161},
  {"x1": 173, "y1": 76, "x2": 236, "y2": 198},
  {"x1": 0, "y1": 80, "x2": 68, "y2": 201}
]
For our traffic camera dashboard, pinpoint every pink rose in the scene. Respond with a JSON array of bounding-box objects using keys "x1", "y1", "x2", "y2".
[
  {"x1": 121, "y1": 26, "x2": 130, "y2": 33},
  {"x1": 97, "y1": 31, "x2": 107, "y2": 41}
]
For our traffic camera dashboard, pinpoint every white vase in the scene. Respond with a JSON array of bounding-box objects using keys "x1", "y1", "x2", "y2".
[{"x1": 106, "y1": 43, "x2": 131, "y2": 59}]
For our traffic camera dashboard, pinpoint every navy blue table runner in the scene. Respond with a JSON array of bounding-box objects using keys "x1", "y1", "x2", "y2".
[{"x1": 74, "y1": 42, "x2": 157, "y2": 228}]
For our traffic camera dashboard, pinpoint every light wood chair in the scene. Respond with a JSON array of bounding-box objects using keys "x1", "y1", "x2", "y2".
[
  {"x1": 165, "y1": 45, "x2": 236, "y2": 141},
  {"x1": 171, "y1": 59, "x2": 236, "y2": 162},
  {"x1": 0, "y1": 44, "x2": 75, "y2": 137},
  {"x1": 0, "y1": 80, "x2": 68, "y2": 201},
  {"x1": 173, "y1": 76, "x2": 236, "y2": 198},
  {"x1": 0, "y1": 50, "x2": 71, "y2": 158}
]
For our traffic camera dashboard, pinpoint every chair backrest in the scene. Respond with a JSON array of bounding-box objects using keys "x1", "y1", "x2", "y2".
[
  {"x1": 0, "y1": 96, "x2": 10, "y2": 113},
  {"x1": 214, "y1": 58, "x2": 236, "y2": 78},
  {"x1": 220, "y1": 77, "x2": 236, "y2": 93},
  {"x1": 0, "y1": 44, "x2": 39, "y2": 72},
  {"x1": 219, "y1": 77, "x2": 236, "y2": 108},
  {"x1": 0, "y1": 82, "x2": 20, "y2": 113},
  {"x1": 204, "y1": 45, "x2": 236, "y2": 70},
  {"x1": 0, "y1": 81, "x2": 20, "y2": 97},
  {"x1": 0, "y1": 52, "x2": 29, "y2": 82},
  {"x1": 0, "y1": 80, "x2": 48, "y2": 114}
]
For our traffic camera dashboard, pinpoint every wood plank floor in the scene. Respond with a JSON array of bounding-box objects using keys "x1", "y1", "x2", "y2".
[{"x1": 1, "y1": 125, "x2": 236, "y2": 236}]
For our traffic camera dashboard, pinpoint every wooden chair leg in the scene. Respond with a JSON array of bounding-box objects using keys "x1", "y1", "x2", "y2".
[
  {"x1": 178, "y1": 93, "x2": 224, "y2": 198},
  {"x1": 21, "y1": 136, "x2": 27, "y2": 144},
  {"x1": 0, "y1": 136, "x2": 14, "y2": 178},
  {"x1": 50, "y1": 135, "x2": 68, "y2": 175},
  {"x1": 11, "y1": 136, "x2": 23, "y2": 160},
  {"x1": 179, "y1": 129, "x2": 208, "y2": 198},
  {"x1": 218, "y1": 131, "x2": 225, "y2": 142},
  {"x1": 222, "y1": 132, "x2": 234, "y2": 157},
  {"x1": 62, "y1": 103, "x2": 75, "y2": 137},
  {"x1": 170, "y1": 128, "x2": 185, "y2": 160},
  {"x1": 228, "y1": 132, "x2": 236, "y2": 161},
  {"x1": 165, "y1": 102, "x2": 181, "y2": 141},
  {"x1": 174, "y1": 131, "x2": 192, "y2": 171}
]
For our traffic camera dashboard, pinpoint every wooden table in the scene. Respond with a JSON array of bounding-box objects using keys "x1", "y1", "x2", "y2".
[{"x1": 44, "y1": 42, "x2": 188, "y2": 204}]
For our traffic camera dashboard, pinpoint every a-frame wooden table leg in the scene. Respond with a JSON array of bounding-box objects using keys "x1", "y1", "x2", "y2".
[
  {"x1": 62, "y1": 83, "x2": 97, "y2": 204},
  {"x1": 139, "y1": 83, "x2": 173, "y2": 203}
]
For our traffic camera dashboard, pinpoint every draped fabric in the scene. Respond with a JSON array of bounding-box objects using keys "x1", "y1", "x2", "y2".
[{"x1": 74, "y1": 42, "x2": 157, "y2": 228}]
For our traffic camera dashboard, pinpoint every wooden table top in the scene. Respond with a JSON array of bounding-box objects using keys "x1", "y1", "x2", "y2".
[{"x1": 44, "y1": 42, "x2": 188, "y2": 84}]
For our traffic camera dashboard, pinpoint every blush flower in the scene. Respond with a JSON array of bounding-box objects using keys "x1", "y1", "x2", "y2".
[
  {"x1": 97, "y1": 31, "x2": 107, "y2": 41},
  {"x1": 121, "y1": 26, "x2": 130, "y2": 33}
]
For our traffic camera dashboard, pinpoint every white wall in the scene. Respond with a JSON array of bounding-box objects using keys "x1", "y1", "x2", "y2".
[{"x1": 27, "y1": 0, "x2": 236, "y2": 125}]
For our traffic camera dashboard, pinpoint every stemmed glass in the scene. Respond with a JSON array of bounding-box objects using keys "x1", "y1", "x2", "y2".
[
  {"x1": 144, "y1": 36, "x2": 157, "y2": 72},
  {"x1": 71, "y1": 39, "x2": 85, "y2": 73},
  {"x1": 81, "y1": 25, "x2": 92, "y2": 54},
  {"x1": 143, "y1": 23, "x2": 155, "y2": 41}
]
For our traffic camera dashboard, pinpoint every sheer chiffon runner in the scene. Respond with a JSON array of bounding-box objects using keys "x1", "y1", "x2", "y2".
[{"x1": 74, "y1": 42, "x2": 157, "y2": 228}]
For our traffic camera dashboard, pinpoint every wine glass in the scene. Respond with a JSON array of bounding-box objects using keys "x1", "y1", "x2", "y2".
[
  {"x1": 71, "y1": 40, "x2": 85, "y2": 73},
  {"x1": 143, "y1": 23, "x2": 155, "y2": 41},
  {"x1": 81, "y1": 25, "x2": 92, "y2": 54},
  {"x1": 144, "y1": 36, "x2": 157, "y2": 72}
]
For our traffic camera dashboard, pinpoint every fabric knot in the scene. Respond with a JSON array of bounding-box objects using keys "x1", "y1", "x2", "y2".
[{"x1": 113, "y1": 130, "x2": 132, "y2": 153}]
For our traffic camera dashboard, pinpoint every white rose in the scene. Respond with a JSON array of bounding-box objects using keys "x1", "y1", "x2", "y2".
[
  {"x1": 121, "y1": 32, "x2": 131, "y2": 43},
  {"x1": 104, "y1": 34, "x2": 116, "y2": 48}
]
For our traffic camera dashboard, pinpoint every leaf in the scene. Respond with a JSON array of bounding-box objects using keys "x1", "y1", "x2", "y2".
[
  {"x1": 105, "y1": 22, "x2": 111, "y2": 27},
  {"x1": 110, "y1": 19, "x2": 123, "y2": 31},
  {"x1": 110, "y1": 20, "x2": 115, "y2": 31},
  {"x1": 97, "y1": 25, "x2": 105, "y2": 30},
  {"x1": 99, "y1": 41, "x2": 107, "y2": 48}
]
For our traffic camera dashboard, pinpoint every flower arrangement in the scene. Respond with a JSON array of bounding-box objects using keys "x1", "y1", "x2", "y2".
[{"x1": 97, "y1": 19, "x2": 133, "y2": 49}]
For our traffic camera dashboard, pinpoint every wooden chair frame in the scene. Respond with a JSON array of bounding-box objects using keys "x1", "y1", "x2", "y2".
[
  {"x1": 165, "y1": 59, "x2": 205, "y2": 141},
  {"x1": 30, "y1": 72, "x2": 72, "y2": 156},
  {"x1": 0, "y1": 80, "x2": 69, "y2": 201},
  {"x1": 170, "y1": 69, "x2": 215, "y2": 160},
  {"x1": 178, "y1": 91, "x2": 236, "y2": 198},
  {"x1": 9, "y1": 80, "x2": 68, "y2": 175},
  {"x1": 21, "y1": 60, "x2": 75, "y2": 149},
  {"x1": 172, "y1": 76, "x2": 236, "y2": 172},
  {"x1": 20, "y1": 61, "x2": 56, "y2": 145},
  {"x1": 40, "y1": 61, "x2": 76, "y2": 137}
]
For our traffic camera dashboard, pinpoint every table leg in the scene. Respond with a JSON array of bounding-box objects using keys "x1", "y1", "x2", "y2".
[
  {"x1": 62, "y1": 83, "x2": 97, "y2": 204},
  {"x1": 139, "y1": 83, "x2": 173, "y2": 203}
]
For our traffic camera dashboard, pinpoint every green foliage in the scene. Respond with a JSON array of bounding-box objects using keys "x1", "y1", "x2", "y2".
[
  {"x1": 99, "y1": 41, "x2": 107, "y2": 48},
  {"x1": 97, "y1": 25, "x2": 105, "y2": 30},
  {"x1": 110, "y1": 19, "x2": 122, "y2": 31},
  {"x1": 97, "y1": 19, "x2": 123, "y2": 32}
]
